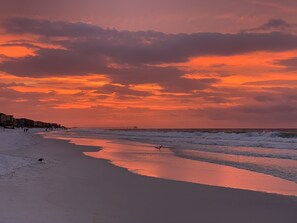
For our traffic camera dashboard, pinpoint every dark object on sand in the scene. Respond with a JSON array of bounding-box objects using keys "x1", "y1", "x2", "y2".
[
  {"x1": 155, "y1": 145, "x2": 163, "y2": 150},
  {"x1": 38, "y1": 158, "x2": 44, "y2": 162}
]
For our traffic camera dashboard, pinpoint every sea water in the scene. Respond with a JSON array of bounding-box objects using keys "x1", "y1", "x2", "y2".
[{"x1": 45, "y1": 128, "x2": 297, "y2": 195}]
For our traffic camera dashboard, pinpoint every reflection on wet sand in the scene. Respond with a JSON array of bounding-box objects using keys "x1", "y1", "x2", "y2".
[{"x1": 56, "y1": 137, "x2": 297, "y2": 196}]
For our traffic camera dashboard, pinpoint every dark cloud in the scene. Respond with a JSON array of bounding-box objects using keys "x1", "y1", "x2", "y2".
[
  {"x1": 161, "y1": 78, "x2": 219, "y2": 92},
  {"x1": 275, "y1": 57, "x2": 297, "y2": 71},
  {"x1": 2, "y1": 17, "x2": 106, "y2": 37},
  {"x1": 96, "y1": 84, "x2": 152, "y2": 98},
  {"x1": 262, "y1": 19, "x2": 291, "y2": 29},
  {"x1": 189, "y1": 84, "x2": 297, "y2": 125},
  {"x1": 0, "y1": 42, "x2": 41, "y2": 50},
  {"x1": 0, "y1": 48, "x2": 108, "y2": 76},
  {"x1": 242, "y1": 18, "x2": 297, "y2": 34},
  {"x1": 107, "y1": 66, "x2": 184, "y2": 85},
  {"x1": 195, "y1": 102, "x2": 297, "y2": 125},
  {"x1": 235, "y1": 103, "x2": 296, "y2": 114},
  {"x1": 243, "y1": 79, "x2": 297, "y2": 86},
  {"x1": 263, "y1": 87, "x2": 297, "y2": 101},
  {"x1": 3, "y1": 18, "x2": 297, "y2": 65},
  {"x1": 2, "y1": 17, "x2": 297, "y2": 94}
]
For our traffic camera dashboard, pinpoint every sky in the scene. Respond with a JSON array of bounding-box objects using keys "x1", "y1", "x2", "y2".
[{"x1": 1, "y1": 0, "x2": 297, "y2": 128}]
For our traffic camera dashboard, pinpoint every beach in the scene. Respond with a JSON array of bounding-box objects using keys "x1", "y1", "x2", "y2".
[{"x1": 0, "y1": 129, "x2": 297, "y2": 223}]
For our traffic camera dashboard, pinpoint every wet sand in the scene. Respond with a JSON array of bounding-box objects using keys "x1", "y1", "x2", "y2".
[
  {"x1": 0, "y1": 130, "x2": 296, "y2": 222},
  {"x1": 56, "y1": 137, "x2": 297, "y2": 196}
]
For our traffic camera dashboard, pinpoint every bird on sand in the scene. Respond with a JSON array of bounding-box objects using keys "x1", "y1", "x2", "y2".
[
  {"x1": 155, "y1": 145, "x2": 163, "y2": 150},
  {"x1": 38, "y1": 158, "x2": 44, "y2": 162}
]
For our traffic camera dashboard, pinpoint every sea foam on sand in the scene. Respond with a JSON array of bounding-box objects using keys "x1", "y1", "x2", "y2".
[{"x1": 0, "y1": 129, "x2": 37, "y2": 176}]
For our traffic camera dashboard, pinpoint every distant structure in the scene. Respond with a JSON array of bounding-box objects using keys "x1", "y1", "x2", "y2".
[
  {"x1": 0, "y1": 113, "x2": 16, "y2": 128},
  {"x1": 0, "y1": 112, "x2": 64, "y2": 129},
  {"x1": 0, "y1": 113, "x2": 6, "y2": 125}
]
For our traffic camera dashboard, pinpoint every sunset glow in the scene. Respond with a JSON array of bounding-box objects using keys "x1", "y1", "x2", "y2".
[{"x1": 1, "y1": 1, "x2": 297, "y2": 128}]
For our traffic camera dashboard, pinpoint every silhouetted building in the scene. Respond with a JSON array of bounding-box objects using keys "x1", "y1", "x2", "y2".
[
  {"x1": 0, "y1": 113, "x2": 16, "y2": 127},
  {"x1": 16, "y1": 118, "x2": 34, "y2": 128},
  {"x1": 5, "y1": 115, "x2": 15, "y2": 126},
  {"x1": 0, "y1": 113, "x2": 6, "y2": 126},
  {"x1": 1, "y1": 112, "x2": 63, "y2": 129},
  {"x1": 34, "y1": 121, "x2": 48, "y2": 128}
]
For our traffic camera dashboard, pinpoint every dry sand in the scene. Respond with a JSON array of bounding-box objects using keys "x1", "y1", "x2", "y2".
[{"x1": 0, "y1": 129, "x2": 296, "y2": 223}]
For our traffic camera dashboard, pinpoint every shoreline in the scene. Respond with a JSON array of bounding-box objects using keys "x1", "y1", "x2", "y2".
[
  {"x1": 0, "y1": 130, "x2": 296, "y2": 222},
  {"x1": 48, "y1": 127, "x2": 297, "y2": 184},
  {"x1": 43, "y1": 133, "x2": 297, "y2": 197}
]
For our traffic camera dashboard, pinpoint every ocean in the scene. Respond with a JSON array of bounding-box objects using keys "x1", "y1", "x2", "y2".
[{"x1": 47, "y1": 128, "x2": 297, "y2": 185}]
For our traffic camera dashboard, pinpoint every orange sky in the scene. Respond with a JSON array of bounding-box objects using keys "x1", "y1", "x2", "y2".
[{"x1": 1, "y1": 1, "x2": 297, "y2": 128}]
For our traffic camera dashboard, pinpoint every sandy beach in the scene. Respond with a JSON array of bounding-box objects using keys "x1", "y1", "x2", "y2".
[{"x1": 0, "y1": 129, "x2": 296, "y2": 223}]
